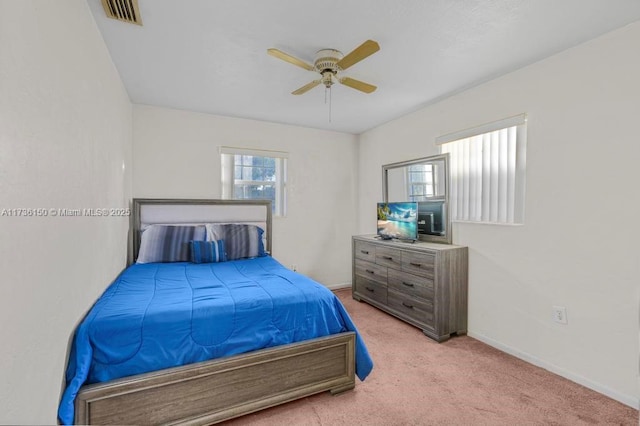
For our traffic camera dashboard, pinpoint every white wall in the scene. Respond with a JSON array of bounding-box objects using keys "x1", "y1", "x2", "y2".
[
  {"x1": 0, "y1": 1, "x2": 132, "y2": 423},
  {"x1": 133, "y1": 105, "x2": 358, "y2": 287},
  {"x1": 358, "y1": 22, "x2": 640, "y2": 407}
]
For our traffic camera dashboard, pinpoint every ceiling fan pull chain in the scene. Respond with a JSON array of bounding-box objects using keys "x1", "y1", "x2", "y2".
[
  {"x1": 324, "y1": 86, "x2": 332, "y2": 123},
  {"x1": 328, "y1": 87, "x2": 332, "y2": 123}
]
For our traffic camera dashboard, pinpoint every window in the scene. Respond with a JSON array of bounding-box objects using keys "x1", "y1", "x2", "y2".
[
  {"x1": 438, "y1": 114, "x2": 527, "y2": 224},
  {"x1": 220, "y1": 147, "x2": 288, "y2": 216}
]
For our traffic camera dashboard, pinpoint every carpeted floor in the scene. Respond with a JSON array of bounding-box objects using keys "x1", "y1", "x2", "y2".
[{"x1": 225, "y1": 288, "x2": 638, "y2": 425}]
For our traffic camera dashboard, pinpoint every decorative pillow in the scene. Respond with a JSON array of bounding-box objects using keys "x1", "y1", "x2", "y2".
[
  {"x1": 189, "y1": 240, "x2": 227, "y2": 264},
  {"x1": 206, "y1": 224, "x2": 267, "y2": 260},
  {"x1": 137, "y1": 225, "x2": 206, "y2": 263}
]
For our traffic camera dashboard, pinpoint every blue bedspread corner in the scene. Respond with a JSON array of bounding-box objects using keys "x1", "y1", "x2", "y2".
[
  {"x1": 58, "y1": 322, "x2": 94, "y2": 424},
  {"x1": 333, "y1": 297, "x2": 373, "y2": 381}
]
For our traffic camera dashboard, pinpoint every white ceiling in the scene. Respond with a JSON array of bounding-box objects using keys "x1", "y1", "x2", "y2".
[{"x1": 87, "y1": 0, "x2": 640, "y2": 134}]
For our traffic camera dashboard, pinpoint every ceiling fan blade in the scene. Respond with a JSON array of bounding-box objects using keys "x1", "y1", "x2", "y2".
[
  {"x1": 339, "y1": 77, "x2": 377, "y2": 93},
  {"x1": 336, "y1": 40, "x2": 380, "y2": 70},
  {"x1": 267, "y1": 48, "x2": 314, "y2": 71},
  {"x1": 292, "y1": 80, "x2": 321, "y2": 95}
]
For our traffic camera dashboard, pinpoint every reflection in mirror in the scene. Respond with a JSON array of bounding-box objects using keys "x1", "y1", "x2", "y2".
[
  {"x1": 417, "y1": 200, "x2": 446, "y2": 237},
  {"x1": 385, "y1": 157, "x2": 447, "y2": 202},
  {"x1": 382, "y1": 154, "x2": 451, "y2": 244}
]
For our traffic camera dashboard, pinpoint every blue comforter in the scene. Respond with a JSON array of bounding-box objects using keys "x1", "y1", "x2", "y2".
[{"x1": 58, "y1": 257, "x2": 373, "y2": 424}]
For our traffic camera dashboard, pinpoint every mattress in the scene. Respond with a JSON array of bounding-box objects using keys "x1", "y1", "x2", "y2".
[{"x1": 58, "y1": 256, "x2": 373, "y2": 424}]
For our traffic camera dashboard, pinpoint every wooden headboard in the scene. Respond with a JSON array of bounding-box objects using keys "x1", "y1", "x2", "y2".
[{"x1": 129, "y1": 199, "x2": 272, "y2": 264}]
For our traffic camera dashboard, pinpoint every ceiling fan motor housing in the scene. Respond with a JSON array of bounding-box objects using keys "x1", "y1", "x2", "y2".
[
  {"x1": 315, "y1": 49, "x2": 343, "y2": 87},
  {"x1": 315, "y1": 49, "x2": 343, "y2": 73}
]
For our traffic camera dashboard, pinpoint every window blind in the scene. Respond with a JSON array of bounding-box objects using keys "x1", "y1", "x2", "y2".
[{"x1": 439, "y1": 115, "x2": 527, "y2": 224}]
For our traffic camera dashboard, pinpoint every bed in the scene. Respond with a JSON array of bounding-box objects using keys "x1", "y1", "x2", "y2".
[{"x1": 58, "y1": 198, "x2": 373, "y2": 425}]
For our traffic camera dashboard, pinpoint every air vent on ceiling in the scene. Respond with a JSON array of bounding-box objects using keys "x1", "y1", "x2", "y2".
[{"x1": 101, "y1": 0, "x2": 142, "y2": 26}]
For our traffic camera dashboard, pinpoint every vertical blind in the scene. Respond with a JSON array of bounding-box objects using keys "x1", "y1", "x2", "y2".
[{"x1": 437, "y1": 115, "x2": 527, "y2": 224}]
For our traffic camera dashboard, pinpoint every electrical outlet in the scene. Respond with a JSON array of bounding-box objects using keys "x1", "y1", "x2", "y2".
[{"x1": 552, "y1": 306, "x2": 568, "y2": 324}]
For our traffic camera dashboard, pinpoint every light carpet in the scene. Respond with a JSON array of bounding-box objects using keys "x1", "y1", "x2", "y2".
[{"x1": 225, "y1": 288, "x2": 638, "y2": 425}]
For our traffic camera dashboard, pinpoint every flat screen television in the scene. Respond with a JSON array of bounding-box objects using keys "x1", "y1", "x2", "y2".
[{"x1": 377, "y1": 202, "x2": 418, "y2": 241}]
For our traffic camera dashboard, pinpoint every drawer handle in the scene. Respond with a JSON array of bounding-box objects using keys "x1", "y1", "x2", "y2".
[
  {"x1": 402, "y1": 302, "x2": 414, "y2": 309},
  {"x1": 361, "y1": 250, "x2": 370, "y2": 254},
  {"x1": 410, "y1": 262, "x2": 422, "y2": 267},
  {"x1": 365, "y1": 287, "x2": 375, "y2": 293},
  {"x1": 382, "y1": 256, "x2": 393, "y2": 260},
  {"x1": 402, "y1": 281, "x2": 415, "y2": 288},
  {"x1": 365, "y1": 269, "x2": 375, "y2": 274}
]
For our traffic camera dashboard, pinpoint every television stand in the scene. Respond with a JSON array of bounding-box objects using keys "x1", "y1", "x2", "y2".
[{"x1": 352, "y1": 235, "x2": 468, "y2": 342}]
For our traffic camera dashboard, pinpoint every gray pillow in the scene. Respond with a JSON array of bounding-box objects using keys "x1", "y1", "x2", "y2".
[
  {"x1": 137, "y1": 225, "x2": 206, "y2": 263},
  {"x1": 206, "y1": 224, "x2": 266, "y2": 260}
]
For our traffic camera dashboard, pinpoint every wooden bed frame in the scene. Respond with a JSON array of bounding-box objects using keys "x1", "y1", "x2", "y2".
[{"x1": 74, "y1": 199, "x2": 356, "y2": 425}]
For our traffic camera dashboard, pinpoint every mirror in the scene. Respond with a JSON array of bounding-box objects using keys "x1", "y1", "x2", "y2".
[{"x1": 382, "y1": 153, "x2": 451, "y2": 244}]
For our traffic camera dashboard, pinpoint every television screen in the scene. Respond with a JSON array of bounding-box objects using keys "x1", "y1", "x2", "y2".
[{"x1": 377, "y1": 202, "x2": 418, "y2": 240}]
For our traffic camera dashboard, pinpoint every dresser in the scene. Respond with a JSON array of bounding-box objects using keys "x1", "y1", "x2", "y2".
[{"x1": 352, "y1": 235, "x2": 468, "y2": 342}]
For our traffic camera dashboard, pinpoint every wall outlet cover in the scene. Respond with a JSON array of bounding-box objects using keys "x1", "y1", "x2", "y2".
[{"x1": 552, "y1": 305, "x2": 568, "y2": 324}]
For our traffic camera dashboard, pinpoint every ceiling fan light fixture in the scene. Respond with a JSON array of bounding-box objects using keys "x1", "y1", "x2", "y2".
[{"x1": 321, "y1": 71, "x2": 335, "y2": 88}]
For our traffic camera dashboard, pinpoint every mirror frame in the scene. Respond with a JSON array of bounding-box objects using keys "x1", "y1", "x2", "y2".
[{"x1": 381, "y1": 153, "x2": 452, "y2": 244}]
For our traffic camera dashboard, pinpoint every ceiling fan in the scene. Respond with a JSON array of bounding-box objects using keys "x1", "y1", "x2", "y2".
[{"x1": 267, "y1": 40, "x2": 380, "y2": 95}]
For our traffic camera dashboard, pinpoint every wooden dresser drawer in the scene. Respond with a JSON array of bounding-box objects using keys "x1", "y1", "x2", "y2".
[
  {"x1": 354, "y1": 241, "x2": 376, "y2": 263},
  {"x1": 352, "y1": 236, "x2": 468, "y2": 342},
  {"x1": 354, "y1": 259, "x2": 387, "y2": 286},
  {"x1": 375, "y1": 246, "x2": 402, "y2": 269},
  {"x1": 388, "y1": 289, "x2": 434, "y2": 326},
  {"x1": 401, "y1": 251, "x2": 435, "y2": 279},
  {"x1": 387, "y1": 268, "x2": 434, "y2": 301},
  {"x1": 354, "y1": 276, "x2": 388, "y2": 305}
]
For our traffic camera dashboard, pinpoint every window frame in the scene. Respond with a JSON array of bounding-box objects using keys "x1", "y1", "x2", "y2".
[{"x1": 220, "y1": 147, "x2": 288, "y2": 217}]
